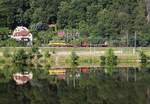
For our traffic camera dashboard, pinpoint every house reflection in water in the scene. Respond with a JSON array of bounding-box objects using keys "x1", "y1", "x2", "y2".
[{"x1": 13, "y1": 72, "x2": 33, "y2": 85}]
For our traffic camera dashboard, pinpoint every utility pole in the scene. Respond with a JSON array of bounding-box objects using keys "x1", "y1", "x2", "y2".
[
  {"x1": 90, "y1": 42, "x2": 92, "y2": 67},
  {"x1": 134, "y1": 68, "x2": 137, "y2": 82},
  {"x1": 126, "y1": 67, "x2": 129, "y2": 82},
  {"x1": 133, "y1": 31, "x2": 137, "y2": 54},
  {"x1": 126, "y1": 30, "x2": 129, "y2": 47},
  {"x1": 134, "y1": 31, "x2": 137, "y2": 48},
  {"x1": 92, "y1": 44, "x2": 95, "y2": 67}
]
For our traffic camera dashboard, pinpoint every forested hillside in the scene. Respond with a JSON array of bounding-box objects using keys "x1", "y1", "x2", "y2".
[{"x1": 0, "y1": 0, "x2": 150, "y2": 46}]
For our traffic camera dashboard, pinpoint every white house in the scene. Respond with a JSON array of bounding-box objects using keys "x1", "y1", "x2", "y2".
[{"x1": 11, "y1": 26, "x2": 33, "y2": 43}]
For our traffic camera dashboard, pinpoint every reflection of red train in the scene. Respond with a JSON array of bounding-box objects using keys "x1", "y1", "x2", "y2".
[
  {"x1": 80, "y1": 67, "x2": 89, "y2": 73},
  {"x1": 49, "y1": 67, "x2": 90, "y2": 80},
  {"x1": 49, "y1": 69, "x2": 66, "y2": 79}
]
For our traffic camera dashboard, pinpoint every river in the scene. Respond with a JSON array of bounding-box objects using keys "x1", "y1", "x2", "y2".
[{"x1": 0, "y1": 65, "x2": 150, "y2": 104}]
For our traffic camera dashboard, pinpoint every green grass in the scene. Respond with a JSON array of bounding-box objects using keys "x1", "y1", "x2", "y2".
[
  {"x1": 0, "y1": 27, "x2": 9, "y2": 34},
  {"x1": 0, "y1": 47, "x2": 150, "y2": 52},
  {"x1": 0, "y1": 47, "x2": 149, "y2": 68}
]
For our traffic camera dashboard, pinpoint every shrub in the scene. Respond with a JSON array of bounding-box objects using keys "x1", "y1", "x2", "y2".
[
  {"x1": 101, "y1": 49, "x2": 118, "y2": 75},
  {"x1": 32, "y1": 45, "x2": 39, "y2": 53},
  {"x1": 0, "y1": 27, "x2": 9, "y2": 35},
  {"x1": 70, "y1": 51, "x2": 79, "y2": 67},
  {"x1": 140, "y1": 51, "x2": 148, "y2": 64},
  {"x1": 105, "y1": 49, "x2": 118, "y2": 66},
  {"x1": 30, "y1": 22, "x2": 49, "y2": 31},
  {"x1": 100, "y1": 56, "x2": 106, "y2": 65},
  {"x1": 3, "y1": 49, "x2": 10, "y2": 58}
]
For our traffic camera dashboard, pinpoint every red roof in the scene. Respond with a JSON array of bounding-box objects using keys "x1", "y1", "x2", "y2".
[
  {"x1": 14, "y1": 31, "x2": 29, "y2": 36},
  {"x1": 13, "y1": 26, "x2": 30, "y2": 36}
]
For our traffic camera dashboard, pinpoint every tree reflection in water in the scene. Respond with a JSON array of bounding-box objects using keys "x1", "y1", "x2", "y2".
[{"x1": 0, "y1": 64, "x2": 150, "y2": 104}]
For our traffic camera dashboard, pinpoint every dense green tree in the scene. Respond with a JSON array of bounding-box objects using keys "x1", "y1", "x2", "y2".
[
  {"x1": 0, "y1": 0, "x2": 150, "y2": 46},
  {"x1": 29, "y1": 0, "x2": 60, "y2": 23},
  {"x1": 70, "y1": 51, "x2": 79, "y2": 67},
  {"x1": 12, "y1": 49, "x2": 28, "y2": 64},
  {"x1": 0, "y1": 0, "x2": 30, "y2": 29}
]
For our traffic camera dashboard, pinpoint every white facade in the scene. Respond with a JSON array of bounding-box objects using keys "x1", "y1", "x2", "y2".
[{"x1": 11, "y1": 26, "x2": 33, "y2": 42}]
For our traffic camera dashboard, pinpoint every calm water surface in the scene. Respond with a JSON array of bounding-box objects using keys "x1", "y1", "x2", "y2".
[{"x1": 0, "y1": 66, "x2": 150, "y2": 104}]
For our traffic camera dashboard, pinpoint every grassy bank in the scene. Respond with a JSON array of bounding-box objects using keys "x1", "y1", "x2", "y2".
[
  {"x1": 0, "y1": 47, "x2": 149, "y2": 68},
  {"x1": 0, "y1": 47, "x2": 150, "y2": 54}
]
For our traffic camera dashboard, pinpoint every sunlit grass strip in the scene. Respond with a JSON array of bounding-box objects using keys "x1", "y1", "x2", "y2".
[{"x1": 0, "y1": 47, "x2": 149, "y2": 68}]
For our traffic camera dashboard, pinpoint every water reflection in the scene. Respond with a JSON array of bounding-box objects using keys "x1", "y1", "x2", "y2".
[
  {"x1": 64, "y1": 67, "x2": 150, "y2": 83},
  {"x1": 0, "y1": 63, "x2": 150, "y2": 103},
  {"x1": 1, "y1": 62, "x2": 150, "y2": 83}
]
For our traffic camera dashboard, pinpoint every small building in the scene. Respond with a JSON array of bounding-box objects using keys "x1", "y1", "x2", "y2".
[{"x1": 11, "y1": 26, "x2": 32, "y2": 43}]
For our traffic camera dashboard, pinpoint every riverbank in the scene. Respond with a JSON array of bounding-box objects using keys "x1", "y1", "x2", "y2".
[{"x1": 0, "y1": 47, "x2": 150, "y2": 68}]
